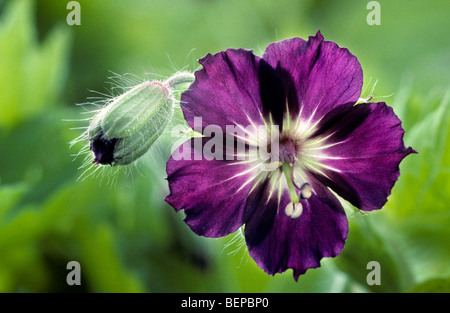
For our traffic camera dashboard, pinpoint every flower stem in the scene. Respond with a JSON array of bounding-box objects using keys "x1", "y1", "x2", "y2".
[{"x1": 164, "y1": 71, "x2": 195, "y2": 90}]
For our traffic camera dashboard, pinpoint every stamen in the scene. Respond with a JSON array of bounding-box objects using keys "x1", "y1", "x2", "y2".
[
  {"x1": 285, "y1": 202, "x2": 303, "y2": 219},
  {"x1": 290, "y1": 167, "x2": 313, "y2": 200},
  {"x1": 300, "y1": 182, "x2": 312, "y2": 199}
]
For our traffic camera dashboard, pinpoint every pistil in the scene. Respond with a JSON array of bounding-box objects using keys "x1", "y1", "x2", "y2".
[{"x1": 282, "y1": 163, "x2": 299, "y2": 204}]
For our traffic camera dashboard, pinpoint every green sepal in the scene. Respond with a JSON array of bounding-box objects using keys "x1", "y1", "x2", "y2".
[{"x1": 101, "y1": 82, "x2": 173, "y2": 139}]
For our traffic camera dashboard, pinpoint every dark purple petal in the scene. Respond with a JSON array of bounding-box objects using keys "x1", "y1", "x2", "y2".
[
  {"x1": 258, "y1": 59, "x2": 285, "y2": 128},
  {"x1": 262, "y1": 31, "x2": 363, "y2": 124},
  {"x1": 181, "y1": 49, "x2": 266, "y2": 131},
  {"x1": 244, "y1": 174, "x2": 348, "y2": 280},
  {"x1": 165, "y1": 137, "x2": 258, "y2": 237},
  {"x1": 315, "y1": 102, "x2": 416, "y2": 211}
]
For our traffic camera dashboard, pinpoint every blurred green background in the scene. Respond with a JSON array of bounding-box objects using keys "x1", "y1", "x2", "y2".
[{"x1": 0, "y1": 0, "x2": 449, "y2": 293}]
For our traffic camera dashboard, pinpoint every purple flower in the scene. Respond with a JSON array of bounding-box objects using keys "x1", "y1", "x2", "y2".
[{"x1": 165, "y1": 31, "x2": 415, "y2": 280}]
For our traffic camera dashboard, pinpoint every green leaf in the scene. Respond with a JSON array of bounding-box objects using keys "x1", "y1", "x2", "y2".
[
  {"x1": 379, "y1": 89, "x2": 450, "y2": 283},
  {"x1": 334, "y1": 215, "x2": 415, "y2": 293},
  {"x1": 75, "y1": 223, "x2": 145, "y2": 292},
  {"x1": 0, "y1": 183, "x2": 28, "y2": 221},
  {"x1": 394, "y1": 212, "x2": 450, "y2": 282},
  {"x1": 409, "y1": 277, "x2": 450, "y2": 293},
  {"x1": 0, "y1": 205, "x2": 44, "y2": 251},
  {"x1": 0, "y1": 0, "x2": 70, "y2": 128},
  {"x1": 389, "y1": 89, "x2": 450, "y2": 216}
]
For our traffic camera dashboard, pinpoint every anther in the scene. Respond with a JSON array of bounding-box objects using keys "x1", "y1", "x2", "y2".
[
  {"x1": 285, "y1": 202, "x2": 303, "y2": 219},
  {"x1": 300, "y1": 182, "x2": 312, "y2": 199}
]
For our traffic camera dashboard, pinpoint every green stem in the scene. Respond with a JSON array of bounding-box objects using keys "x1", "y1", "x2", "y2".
[{"x1": 164, "y1": 71, "x2": 195, "y2": 90}]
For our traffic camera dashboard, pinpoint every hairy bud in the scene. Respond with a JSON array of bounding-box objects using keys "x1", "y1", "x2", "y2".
[
  {"x1": 71, "y1": 71, "x2": 195, "y2": 171},
  {"x1": 88, "y1": 81, "x2": 174, "y2": 166}
]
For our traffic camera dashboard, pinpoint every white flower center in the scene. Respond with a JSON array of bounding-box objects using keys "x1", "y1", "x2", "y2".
[{"x1": 228, "y1": 109, "x2": 345, "y2": 218}]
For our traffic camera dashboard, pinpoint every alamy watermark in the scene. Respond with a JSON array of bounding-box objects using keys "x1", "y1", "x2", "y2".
[
  {"x1": 367, "y1": 1, "x2": 381, "y2": 26},
  {"x1": 66, "y1": 261, "x2": 81, "y2": 286},
  {"x1": 66, "y1": 1, "x2": 81, "y2": 26},
  {"x1": 366, "y1": 261, "x2": 381, "y2": 285}
]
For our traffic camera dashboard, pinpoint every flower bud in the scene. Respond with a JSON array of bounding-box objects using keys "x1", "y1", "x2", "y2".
[{"x1": 88, "y1": 81, "x2": 173, "y2": 166}]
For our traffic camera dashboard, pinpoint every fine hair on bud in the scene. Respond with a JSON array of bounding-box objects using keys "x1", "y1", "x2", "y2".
[
  {"x1": 70, "y1": 71, "x2": 195, "y2": 182},
  {"x1": 88, "y1": 80, "x2": 174, "y2": 166}
]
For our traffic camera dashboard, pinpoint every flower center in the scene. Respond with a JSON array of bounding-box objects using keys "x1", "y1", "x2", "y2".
[
  {"x1": 249, "y1": 116, "x2": 330, "y2": 219},
  {"x1": 279, "y1": 137, "x2": 298, "y2": 166}
]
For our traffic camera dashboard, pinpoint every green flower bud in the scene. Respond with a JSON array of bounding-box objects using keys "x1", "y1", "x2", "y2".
[{"x1": 89, "y1": 81, "x2": 174, "y2": 166}]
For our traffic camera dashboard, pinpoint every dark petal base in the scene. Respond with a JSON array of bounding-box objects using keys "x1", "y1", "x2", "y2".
[{"x1": 90, "y1": 134, "x2": 118, "y2": 165}]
